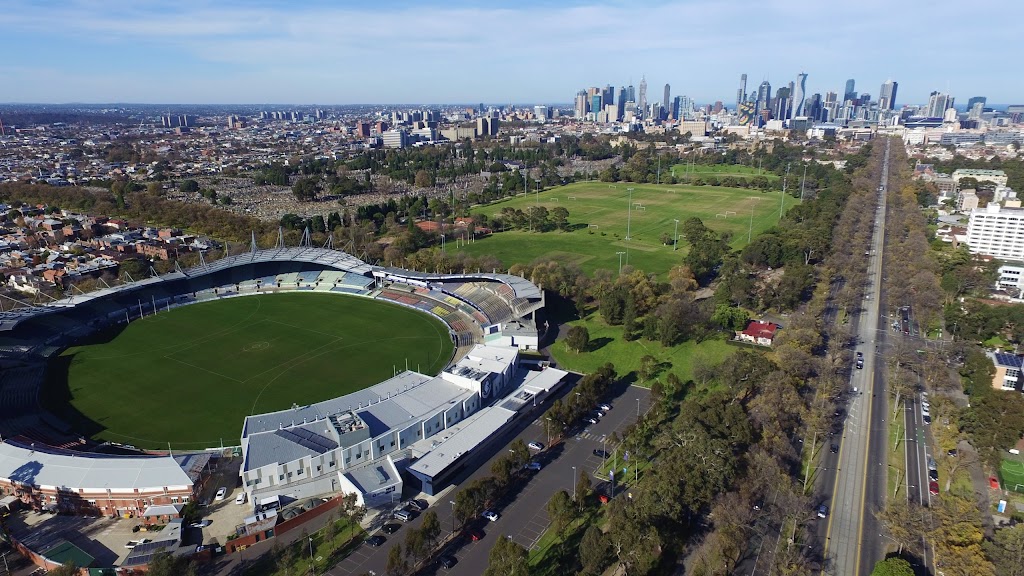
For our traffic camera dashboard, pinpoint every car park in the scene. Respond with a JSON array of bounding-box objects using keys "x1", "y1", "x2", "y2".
[
  {"x1": 382, "y1": 523, "x2": 401, "y2": 534},
  {"x1": 817, "y1": 504, "x2": 829, "y2": 518},
  {"x1": 482, "y1": 510, "x2": 499, "y2": 522},
  {"x1": 528, "y1": 441, "x2": 544, "y2": 451},
  {"x1": 366, "y1": 535, "x2": 386, "y2": 547},
  {"x1": 929, "y1": 481, "x2": 940, "y2": 495},
  {"x1": 214, "y1": 487, "x2": 227, "y2": 501}
]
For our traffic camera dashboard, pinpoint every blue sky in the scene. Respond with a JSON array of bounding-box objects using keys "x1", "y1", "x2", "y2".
[{"x1": 1, "y1": 0, "x2": 1019, "y2": 105}]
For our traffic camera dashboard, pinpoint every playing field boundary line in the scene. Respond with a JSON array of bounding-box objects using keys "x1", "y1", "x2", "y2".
[{"x1": 164, "y1": 355, "x2": 245, "y2": 383}]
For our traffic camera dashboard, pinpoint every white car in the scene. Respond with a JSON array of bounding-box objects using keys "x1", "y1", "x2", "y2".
[
  {"x1": 599, "y1": 403, "x2": 612, "y2": 411},
  {"x1": 125, "y1": 538, "x2": 151, "y2": 549},
  {"x1": 481, "y1": 510, "x2": 499, "y2": 522},
  {"x1": 527, "y1": 441, "x2": 544, "y2": 451},
  {"x1": 190, "y1": 520, "x2": 211, "y2": 528},
  {"x1": 235, "y1": 492, "x2": 247, "y2": 505},
  {"x1": 214, "y1": 487, "x2": 227, "y2": 501}
]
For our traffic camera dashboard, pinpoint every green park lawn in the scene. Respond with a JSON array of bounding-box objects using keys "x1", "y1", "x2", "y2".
[
  {"x1": 45, "y1": 293, "x2": 454, "y2": 450},
  {"x1": 548, "y1": 311, "x2": 736, "y2": 383},
  {"x1": 670, "y1": 163, "x2": 781, "y2": 180},
  {"x1": 459, "y1": 180, "x2": 795, "y2": 277}
]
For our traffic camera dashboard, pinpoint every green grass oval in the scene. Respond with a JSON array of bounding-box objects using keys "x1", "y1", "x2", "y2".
[{"x1": 46, "y1": 293, "x2": 454, "y2": 450}]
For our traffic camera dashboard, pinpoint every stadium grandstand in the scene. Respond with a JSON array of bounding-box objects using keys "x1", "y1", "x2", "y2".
[{"x1": 0, "y1": 236, "x2": 549, "y2": 516}]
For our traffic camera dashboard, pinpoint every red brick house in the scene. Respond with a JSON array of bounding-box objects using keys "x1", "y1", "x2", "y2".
[{"x1": 737, "y1": 320, "x2": 780, "y2": 347}]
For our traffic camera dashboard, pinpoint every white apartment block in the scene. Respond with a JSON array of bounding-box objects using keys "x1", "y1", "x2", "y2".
[
  {"x1": 952, "y1": 168, "x2": 1008, "y2": 189},
  {"x1": 965, "y1": 203, "x2": 1024, "y2": 261}
]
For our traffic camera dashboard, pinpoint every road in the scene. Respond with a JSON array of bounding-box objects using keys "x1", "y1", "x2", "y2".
[
  {"x1": 326, "y1": 382, "x2": 652, "y2": 576},
  {"x1": 823, "y1": 138, "x2": 890, "y2": 576}
]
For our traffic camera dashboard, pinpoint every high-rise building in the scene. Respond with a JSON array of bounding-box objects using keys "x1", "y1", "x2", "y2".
[
  {"x1": 602, "y1": 85, "x2": 615, "y2": 109},
  {"x1": 672, "y1": 96, "x2": 682, "y2": 121},
  {"x1": 806, "y1": 93, "x2": 822, "y2": 122},
  {"x1": 844, "y1": 79, "x2": 857, "y2": 102},
  {"x1": 823, "y1": 91, "x2": 838, "y2": 123},
  {"x1": 663, "y1": 84, "x2": 671, "y2": 115},
  {"x1": 773, "y1": 87, "x2": 791, "y2": 121},
  {"x1": 737, "y1": 73, "x2": 748, "y2": 107},
  {"x1": 616, "y1": 87, "x2": 627, "y2": 120},
  {"x1": 590, "y1": 95, "x2": 603, "y2": 119},
  {"x1": 967, "y1": 96, "x2": 987, "y2": 111},
  {"x1": 927, "y1": 92, "x2": 954, "y2": 118},
  {"x1": 534, "y1": 105, "x2": 548, "y2": 123},
  {"x1": 792, "y1": 73, "x2": 807, "y2": 117},
  {"x1": 756, "y1": 80, "x2": 772, "y2": 116},
  {"x1": 625, "y1": 84, "x2": 635, "y2": 105},
  {"x1": 638, "y1": 76, "x2": 648, "y2": 119},
  {"x1": 574, "y1": 91, "x2": 588, "y2": 118},
  {"x1": 879, "y1": 80, "x2": 898, "y2": 110}
]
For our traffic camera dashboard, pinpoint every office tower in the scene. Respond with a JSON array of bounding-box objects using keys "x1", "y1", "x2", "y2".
[
  {"x1": 477, "y1": 117, "x2": 489, "y2": 136},
  {"x1": 602, "y1": 85, "x2": 615, "y2": 109},
  {"x1": 756, "y1": 80, "x2": 772, "y2": 116},
  {"x1": 625, "y1": 84, "x2": 636, "y2": 105},
  {"x1": 534, "y1": 105, "x2": 548, "y2": 123},
  {"x1": 650, "y1": 103, "x2": 662, "y2": 121},
  {"x1": 713, "y1": 101, "x2": 723, "y2": 114},
  {"x1": 590, "y1": 94, "x2": 603, "y2": 118},
  {"x1": 967, "y1": 96, "x2": 987, "y2": 110},
  {"x1": 927, "y1": 92, "x2": 953, "y2": 118},
  {"x1": 574, "y1": 91, "x2": 588, "y2": 118},
  {"x1": 616, "y1": 87, "x2": 627, "y2": 120},
  {"x1": 638, "y1": 76, "x2": 648, "y2": 118},
  {"x1": 844, "y1": 79, "x2": 856, "y2": 102},
  {"x1": 792, "y1": 72, "x2": 807, "y2": 117},
  {"x1": 663, "y1": 84, "x2": 671, "y2": 114},
  {"x1": 672, "y1": 96, "x2": 682, "y2": 121},
  {"x1": 823, "y1": 91, "x2": 838, "y2": 122},
  {"x1": 773, "y1": 87, "x2": 791, "y2": 120},
  {"x1": 737, "y1": 73, "x2": 748, "y2": 107},
  {"x1": 879, "y1": 80, "x2": 898, "y2": 110},
  {"x1": 605, "y1": 103, "x2": 619, "y2": 123}
]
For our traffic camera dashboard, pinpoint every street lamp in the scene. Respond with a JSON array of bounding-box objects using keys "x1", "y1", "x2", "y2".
[
  {"x1": 450, "y1": 500, "x2": 456, "y2": 534},
  {"x1": 572, "y1": 466, "x2": 577, "y2": 501},
  {"x1": 625, "y1": 187, "x2": 634, "y2": 240},
  {"x1": 636, "y1": 398, "x2": 641, "y2": 419},
  {"x1": 616, "y1": 251, "x2": 625, "y2": 275},
  {"x1": 673, "y1": 219, "x2": 680, "y2": 251},
  {"x1": 545, "y1": 416, "x2": 552, "y2": 446},
  {"x1": 308, "y1": 536, "x2": 314, "y2": 576}
]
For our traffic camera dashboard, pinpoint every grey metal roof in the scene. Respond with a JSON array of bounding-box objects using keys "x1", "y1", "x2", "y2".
[
  {"x1": 244, "y1": 423, "x2": 339, "y2": 470},
  {"x1": 407, "y1": 407, "x2": 516, "y2": 477},
  {"x1": 0, "y1": 441, "x2": 193, "y2": 491},
  {"x1": 374, "y1": 267, "x2": 543, "y2": 301},
  {"x1": 343, "y1": 457, "x2": 400, "y2": 494}
]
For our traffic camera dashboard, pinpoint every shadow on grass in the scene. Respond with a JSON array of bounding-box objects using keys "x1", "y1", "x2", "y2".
[
  {"x1": 529, "y1": 507, "x2": 599, "y2": 576},
  {"x1": 588, "y1": 337, "x2": 613, "y2": 352}
]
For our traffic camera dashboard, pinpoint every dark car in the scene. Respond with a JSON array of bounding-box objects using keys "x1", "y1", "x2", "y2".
[
  {"x1": 929, "y1": 469, "x2": 939, "y2": 481},
  {"x1": 468, "y1": 529, "x2": 484, "y2": 542},
  {"x1": 593, "y1": 449, "x2": 609, "y2": 458},
  {"x1": 830, "y1": 443, "x2": 840, "y2": 454},
  {"x1": 438, "y1": 555, "x2": 457, "y2": 569},
  {"x1": 381, "y1": 523, "x2": 401, "y2": 534},
  {"x1": 947, "y1": 449, "x2": 958, "y2": 457},
  {"x1": 923, "y1": 415, "x2": 932, "y2": 425},
  {"x1": 817, "y1": 504, "x2": 829, "y2": 518},
  {"x1": 366, "y1": 535, "x2": 386, "y2": 547},
  {"x1": 929, "y1": 481, "x2": 940, "y2": 496}
]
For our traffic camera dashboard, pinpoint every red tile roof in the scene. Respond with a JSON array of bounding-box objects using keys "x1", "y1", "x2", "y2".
[{"x1": 742, "y1": 321, "x2": 778, "y2": 340}]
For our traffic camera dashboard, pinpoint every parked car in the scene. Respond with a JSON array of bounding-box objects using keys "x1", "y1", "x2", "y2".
[
  {"x1": 468, "y1": 529, "x2": 484, "y2": 541},
  {"x1": 527, "y1": 441, "x2": 544, "y2": 451},
  {"x1": 817, "y1": 504, "x2": 829, "y2": 518},
  {"x1": 393, "y1": 510, "x2": 412, "y2": 522},
  {"x1": 947, "y1": 449, "x2": 958, "y2": 457},
  {"x1": 214, "y1": 487, "x2": 227, "y2": 501},
  {"x1": 366, "y1": 535, "x2": 386, "y2": 547},
  {"x1": 235, "y1": 492, "x2": 247, "y2": 505},
  {"x1": 583, "y1": 417, "x2": 598, "y2": 425},
  {"x1": 923, "y1": 415, "x2": 932, "y2": 425},
  {"x1": 189, "y1": 520, "x2": 211, "y2": 528},
  {"x1": 599, "y1": 403, "x2": 612, "y2": 411},
  {"x1": 482, "y1": 510, "x2": 500, "y2": 522},
  {"x1": 929, "y1": 481, "x2": 940, "y2": 496},
  {"x1": 407, "y1": 500, "x2": 427, "y2": 512},
  {"x1": 929, "y1": 469, "x2": 939, "y2": 481},
  {"x1": 830, "y1": 444, "x2": 840, "y2": 454},
  {"x1": 928, "y1": 457, "x2": 938, "y2": 471},
  {"x1": 525, "y1": 461, "x2": 542, "y2": 471},
  {"x1": 438, "y1": 555, "x2": 457, "y2": 569},
  {"x1": 381, "y1": 523, "x2": 401, "y2": 534},
  {"x1": 125, "y1": 539, "x2": 151, "y2": 549},
  {"x1": 593, "y1": 449, "x2": 610, "y2": 458}
]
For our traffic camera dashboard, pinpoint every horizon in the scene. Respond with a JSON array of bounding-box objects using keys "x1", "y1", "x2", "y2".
[{"x1": 1, "y1": 0, "x2": 1020, "y2": 105}]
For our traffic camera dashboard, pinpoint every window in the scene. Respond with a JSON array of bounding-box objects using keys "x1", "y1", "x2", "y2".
[
  {"x1": 171, "y1": 496, "x2": 180, "y2": 503},
  {"x1": 287, "y1": 472, "x2": 293, "y2": 479},
  {"x1": 390, "y1": 441, "x2": 395, "y2": 447},
  {"x1": 279, "y1": 474, "x2": 285, "y2": 481},
  {"x1": 297, "y1": 468, "x2": 303, "y2": 476},
  {"x1": 316, "y1": 466, "x2": 322, "y2": 473}
]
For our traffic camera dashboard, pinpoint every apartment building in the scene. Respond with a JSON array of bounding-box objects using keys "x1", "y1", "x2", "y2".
[{"x1": 965, "y1": 203, "x2": 1024, "y2": 261}]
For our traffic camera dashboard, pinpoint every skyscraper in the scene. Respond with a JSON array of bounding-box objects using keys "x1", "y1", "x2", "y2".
[
  {"x1": 792, "y1": 72, "x2": 807, "y2": 117},
  {"x1": 844, "y1": 79, "x2": 856, "y2": 102},
  {"x1": 926, "y1": 91, "x2": 953, "y2": 118},
  {"x1": 625, "y1": 84, "x2": 635, "y2": 105},
  {"x1": 756, "y1": 80, "x2": 772, "y2": 116},
  {"x1": 737, "y1": 73, "x2": 747, "y2": 107},
  {"x1": 616, "y1": 87, "x2": 627, "y2": 120},
  {"x1": 602, "y1": 85, "x2": 615, "y2": 109},
  {"x1": 574, "y1": 91, "x2": 588, "y2": 118},
  {"x1": 966, "y1": 96, "x2": 987, "y2": 110},
  {"x1": 638, "y1": 76, "x2": 648, "y2": 119},
  {"x1": 879, "y1": 80, "x2": 898, "y2": 110},
  {"x1": 663, "y1": 84, "x2": 671, "y2": 116},
  {"x1": 590, "y1": 94, "x2": 603, "y2": 119}
]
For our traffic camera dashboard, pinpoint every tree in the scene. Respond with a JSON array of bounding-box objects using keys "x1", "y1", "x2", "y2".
[
  {"x1": 575, "y1": 469, "x2": 593, "y2": 510},
  {"x1": 546, "y1": 490, "x2": 574, "y2": 534},
  {"x1": 565, "y1": 325, "x2": 590, "y2": 353},
  {"x1": 179, "y1": 179, "x2": 199, "y2": 193},
  {"x1": 483, "y1": 535, "x2": 529, "y2": 576},
  {"x1": 386, "y1": 543, "x2": 407, "y2": 576},
  {"x1": 579, "y1": 525, "x2": 612, "y2": 575},
  {"x1": 638, "y1": 354, "x2": 658, "y2": 382},
  {"x1": 404, "y1": 526, "x2": 427, "y2": 563},
  {"x1": 984, "y1": 523, "x2": 1024, "y2": 576},
  {"x1": 45, "y1": 565, "x2": 79, "y2": 576},
  {"x1": 292, "y1": 177, "x2": 320, "y2": 202},
  {"x1": 420, "y1": 510, "x2": 441, "y2": 553},
  {"x1": 491, "y1": 456, "x2": 514, "y2": 487},
  {"x1": 414, "y1": 170, "x2": 433, "y2": 188},
  {"x1": 147, "y1": 552, "x2": 198, "y2": 576}
]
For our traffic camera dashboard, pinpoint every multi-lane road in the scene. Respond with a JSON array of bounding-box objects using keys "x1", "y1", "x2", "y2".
[
  {"x1": 327, "y1": 381, "x2": 652, "y2": 576},
  {"x1": 822, "y1": 138, "x2": 891, "y2": 576}
]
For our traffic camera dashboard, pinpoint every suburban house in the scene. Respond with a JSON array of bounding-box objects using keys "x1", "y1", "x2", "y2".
[{"x1": 737, "y1": 320, "x2": 780, "y2": 347}]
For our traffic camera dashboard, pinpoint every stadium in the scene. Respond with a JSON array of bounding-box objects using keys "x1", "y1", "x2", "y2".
[{"x1": 0, "y1": 238, "x2": 564, "y2": 523}]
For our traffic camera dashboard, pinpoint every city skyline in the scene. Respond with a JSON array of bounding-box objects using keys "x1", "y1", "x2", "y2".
[{"x1": 0, "y1": 0, "x2": 1020, "y2": 105}]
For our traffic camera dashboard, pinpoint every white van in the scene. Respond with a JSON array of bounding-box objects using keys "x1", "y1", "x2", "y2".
[{"x1": 394, "y1": 509, "x2": 412, "y2": 522}]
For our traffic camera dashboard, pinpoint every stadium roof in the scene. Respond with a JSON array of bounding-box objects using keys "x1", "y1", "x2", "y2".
[
  {"x1": 374, "y1": 267, "x2": 542, "y2": 301},
  {"x1": 0, "y1": 441, "x2": 193, "y2": 492}
]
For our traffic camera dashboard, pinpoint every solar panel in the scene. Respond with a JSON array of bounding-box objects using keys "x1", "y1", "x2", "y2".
[
  {"x1": 995, "y1": 353, "x2": 1023, "y2": 368},
  {"x1": 275, "y1": 428, "x2": 337, "y2": 454}
]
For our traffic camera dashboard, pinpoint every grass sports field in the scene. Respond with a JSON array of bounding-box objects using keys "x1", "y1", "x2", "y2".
[
  {"x1": 46, "y1": 293, "x2": 454, "y2": 450},
  {"x1": 670, "y1": 163, "x2": 780, "y2": 180},
  {"x1": 1001, "y1": 457, "x2": 1024, "y2": 492},
  {"x1": 460, "y1": 180, "x2": 795, "y2": 276}
]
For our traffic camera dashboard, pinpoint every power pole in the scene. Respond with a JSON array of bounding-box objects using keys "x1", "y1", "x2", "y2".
[{"x1": 780, "y1": 163, "x2": 790, "y2": 221}]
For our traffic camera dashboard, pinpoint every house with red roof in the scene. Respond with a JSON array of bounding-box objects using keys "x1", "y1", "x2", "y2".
[{"x1": 737, "y1": 320, "x2": 780, "y2": 347}]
